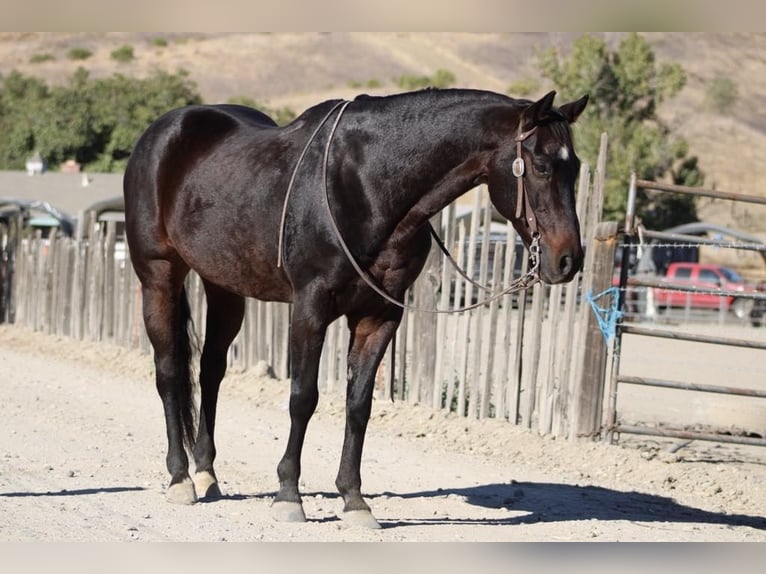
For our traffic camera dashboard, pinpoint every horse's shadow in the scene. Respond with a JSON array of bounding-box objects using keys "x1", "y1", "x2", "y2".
[
  {"x1": 364, "y1": 482, "x2": 766, "y2": 530},
  {"x1": 4, "y1": 482, "x2": 762, "y2": 532}
]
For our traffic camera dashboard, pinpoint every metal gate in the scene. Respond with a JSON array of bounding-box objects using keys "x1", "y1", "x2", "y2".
[{"x1": 605, "y1": 174, "x2": 766, "y2": 447}]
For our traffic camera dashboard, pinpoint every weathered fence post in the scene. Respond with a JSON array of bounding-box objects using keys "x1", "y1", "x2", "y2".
[
  {"x1": 410, "y1": 213, "x2": 442, "y2": 406},
  {"x1": 0, "y1": 213, "x2": 22, "y2": 324},
  {"x1": 572, "y1": 220, "x2": 619, "y2": 439},
  {"x1": 102, "y1": 220, "x2": 117, "y2": 342}
]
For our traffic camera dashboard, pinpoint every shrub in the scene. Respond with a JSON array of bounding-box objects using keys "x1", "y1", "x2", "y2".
[
  {"x1": 272, "y1": 106, "x2": 296, "y2": 125},
  {"x1": 506, "y1": 77, "x2": 541, "y2": 98},
  {"x1": 395, "y1": 74, "x2": 431, "y2": 90},
  {"x1": 431, "y1": 68, "x2": 456, "y2": 88},
  {"x1": 110, "y1": 45, "x2": 135, "y2": 63},
  {"x1": 29, "y1": 53, "x2": 55, "y2": 64},
  {"x1": 67, "y1": 47, "x2": 92, "y2": 60},
  {"x1": 705, "y1": 75, "x2": 739, "y2": 113},
  {"x1": 395, "y1": 69, "x2": 456, "y2": 90},
  {"x1": 151, "y1": 37, "x2": 168, "y2": 47}
]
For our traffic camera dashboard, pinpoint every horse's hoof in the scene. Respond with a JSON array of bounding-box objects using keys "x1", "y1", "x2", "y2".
[
  {"x1": 193, "y1": 471, "x2": 222, "y2": 500},
  {"x1": 166, "y1": 478, "x2": 198, "y2": 505},
  {"x1": 340, "y1": 509, "x2": 382, "y2": 529},
  {"x1": 271, "y1": 501, "x2": 307, "y2": 523}
]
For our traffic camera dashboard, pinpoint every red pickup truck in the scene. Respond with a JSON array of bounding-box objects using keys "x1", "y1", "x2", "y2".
[{"x1": 653, "y1": 262, "x2": 755, "y2": 320}]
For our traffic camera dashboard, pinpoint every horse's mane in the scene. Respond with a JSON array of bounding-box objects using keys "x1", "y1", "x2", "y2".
[
  {"x1": 287, "y1": 87, "x2": 575, "y2": 134},
  {"x1": 352, "y1": 87, "x2": 515, "y2": 108}
]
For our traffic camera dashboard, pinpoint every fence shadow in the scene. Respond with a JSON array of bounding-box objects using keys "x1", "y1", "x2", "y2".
[
  {"x1": 0, "y1": 486, "x2": 146, "y2": 498},
  {"x1": 370, "y1": 481, "x2": 766, "y2": 530}
]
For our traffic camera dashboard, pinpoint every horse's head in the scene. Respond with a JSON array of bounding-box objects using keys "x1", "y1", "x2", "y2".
[{"x1": 487, "y1": 91, "x2": 588, "y2": 284}]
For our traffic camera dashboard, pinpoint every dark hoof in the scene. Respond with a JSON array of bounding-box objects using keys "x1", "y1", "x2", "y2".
[{"x1": 193, "y1": 471, "x2": 222, "y2": 500}]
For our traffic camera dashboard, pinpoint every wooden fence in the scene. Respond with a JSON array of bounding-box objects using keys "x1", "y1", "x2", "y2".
[{"x1": 3, "y1": 136, "x2": 614, "y2": 440}]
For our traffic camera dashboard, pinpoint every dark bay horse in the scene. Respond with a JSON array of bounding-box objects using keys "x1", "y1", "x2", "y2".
[{"x1": 123, "y1": 88, "x2": 588, "y2": 528}]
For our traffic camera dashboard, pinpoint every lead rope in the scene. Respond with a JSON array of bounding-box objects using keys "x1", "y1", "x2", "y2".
[{"x1": 277, "y1": 100, "x2": 348, "y2": 268}]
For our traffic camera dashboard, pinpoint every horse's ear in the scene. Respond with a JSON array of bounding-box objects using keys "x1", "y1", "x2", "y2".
[
  {"x1": 558, "y1": 94, "x2": 589, "y2": 124},
  {"x1": 521, "y1": 90, "x2": 557, "y2": 131}
]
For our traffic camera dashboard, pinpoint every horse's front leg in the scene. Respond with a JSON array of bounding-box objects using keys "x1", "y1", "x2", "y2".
[
  {"x1": 336, "y1": 308, "x2": 402, "y2": 529},
  {"x1": 272, "y1": 293, "x2": 330, "y2": 523}
]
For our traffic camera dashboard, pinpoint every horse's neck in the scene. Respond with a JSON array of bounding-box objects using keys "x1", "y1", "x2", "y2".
[{"x1": 367, "y1": 97, "x2": 503, "y2": 248}]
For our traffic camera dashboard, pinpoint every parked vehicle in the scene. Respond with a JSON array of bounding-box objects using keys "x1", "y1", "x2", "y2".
[
  {"x1": 653, "y1": 262, "x2": 757, "y2": 321},
  {"x1": 0, "y1": 198, "x2": 75, "y2": 238}
]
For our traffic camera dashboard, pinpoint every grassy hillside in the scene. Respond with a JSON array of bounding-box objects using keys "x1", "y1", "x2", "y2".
[{"x1": 2, "y1": 32, "x2": 765, "y2": 237}]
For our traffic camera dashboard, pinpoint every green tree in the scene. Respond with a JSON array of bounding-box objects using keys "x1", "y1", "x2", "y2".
[
  {"x1": 538, "y1": 33, "x2": 701, "y2": 229},
  {"x1": 0, "y1": 71, "x2": 51, "y2": 169},
  {"x1": 0, "y1": 68, "x2": 201, "y2": 172},
  {"x1": 86, "y1": 69, "x2": 202, "y2": 171},
  {"x1": 34, "y1": 67, "x2": 99, "y2": 168}
]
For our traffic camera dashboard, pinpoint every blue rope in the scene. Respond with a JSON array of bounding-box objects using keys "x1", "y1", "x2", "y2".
[{"x1": 585, "y1": 286, "x2": 623, "y2": 344}]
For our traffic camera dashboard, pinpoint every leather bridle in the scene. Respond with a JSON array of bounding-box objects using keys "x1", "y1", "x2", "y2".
[{"x1": 513, "y1": 125, "x2": 540, "y2": 238}]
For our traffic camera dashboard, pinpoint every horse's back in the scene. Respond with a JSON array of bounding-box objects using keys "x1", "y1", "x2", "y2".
[
  {"x1": 125, "y1": 104, "x2": 277, "y2": 189},
  {"x1": 123, "y1": 104, "x2": 294, "y2": 299}
]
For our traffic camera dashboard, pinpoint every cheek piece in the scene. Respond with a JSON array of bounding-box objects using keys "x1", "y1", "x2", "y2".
[{"x1": 513, "y1": 125, "x2": 539, "y2": 238}]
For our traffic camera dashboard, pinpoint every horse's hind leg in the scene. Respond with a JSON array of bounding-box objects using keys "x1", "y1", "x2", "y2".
[
  {"x1": 139, "y1": 259, "x2": 198, "y2": 504},
  {"x1": 336, "y1": 308, "x2": 402, "y2": 529},
  {"x1": 191, "y1": 281, "x2": 245, "y2": 499}
]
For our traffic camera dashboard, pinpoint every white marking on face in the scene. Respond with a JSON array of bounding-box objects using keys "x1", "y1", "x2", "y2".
[{"x1": 558, "y1": 146, "x2": 569, "y2": 161}]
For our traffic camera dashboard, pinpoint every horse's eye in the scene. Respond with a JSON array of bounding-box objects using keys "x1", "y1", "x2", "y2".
[{"x1": 533, "y1": 162, "x2": 550, "y2": 176}]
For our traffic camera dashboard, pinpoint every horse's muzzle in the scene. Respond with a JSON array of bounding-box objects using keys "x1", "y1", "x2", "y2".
[{"x1": 539, "y1": 245, "x2": 584, "y2": 284}]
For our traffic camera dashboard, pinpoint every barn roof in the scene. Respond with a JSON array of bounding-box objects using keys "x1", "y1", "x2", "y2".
[{"x1": 0, "y1": 170, "x2": 123, "y2": 217}]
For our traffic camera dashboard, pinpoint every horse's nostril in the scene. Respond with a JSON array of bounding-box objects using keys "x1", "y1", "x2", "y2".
[{"x1": 559, "y1": 254, "x2": 573, "y2": 277}]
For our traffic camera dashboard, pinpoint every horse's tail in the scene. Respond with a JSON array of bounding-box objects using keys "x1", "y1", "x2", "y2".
[{"x1": 177, "y1": 286, "x2": 199, "y2": 450}]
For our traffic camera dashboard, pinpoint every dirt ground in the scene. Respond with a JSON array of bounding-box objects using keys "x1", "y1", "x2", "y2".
[{"x1": 1, "y1": 324, "x2": 765, "y2": 542}]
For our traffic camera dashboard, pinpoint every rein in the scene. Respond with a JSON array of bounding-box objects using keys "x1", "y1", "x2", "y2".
[{"x1": 278, "y1": 100, "x2": 541, "y2": 314}]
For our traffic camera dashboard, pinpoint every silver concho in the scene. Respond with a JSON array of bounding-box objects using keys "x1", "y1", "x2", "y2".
[{"x1": 512, "y1": 157, "x2": 525, "y2": 178}]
